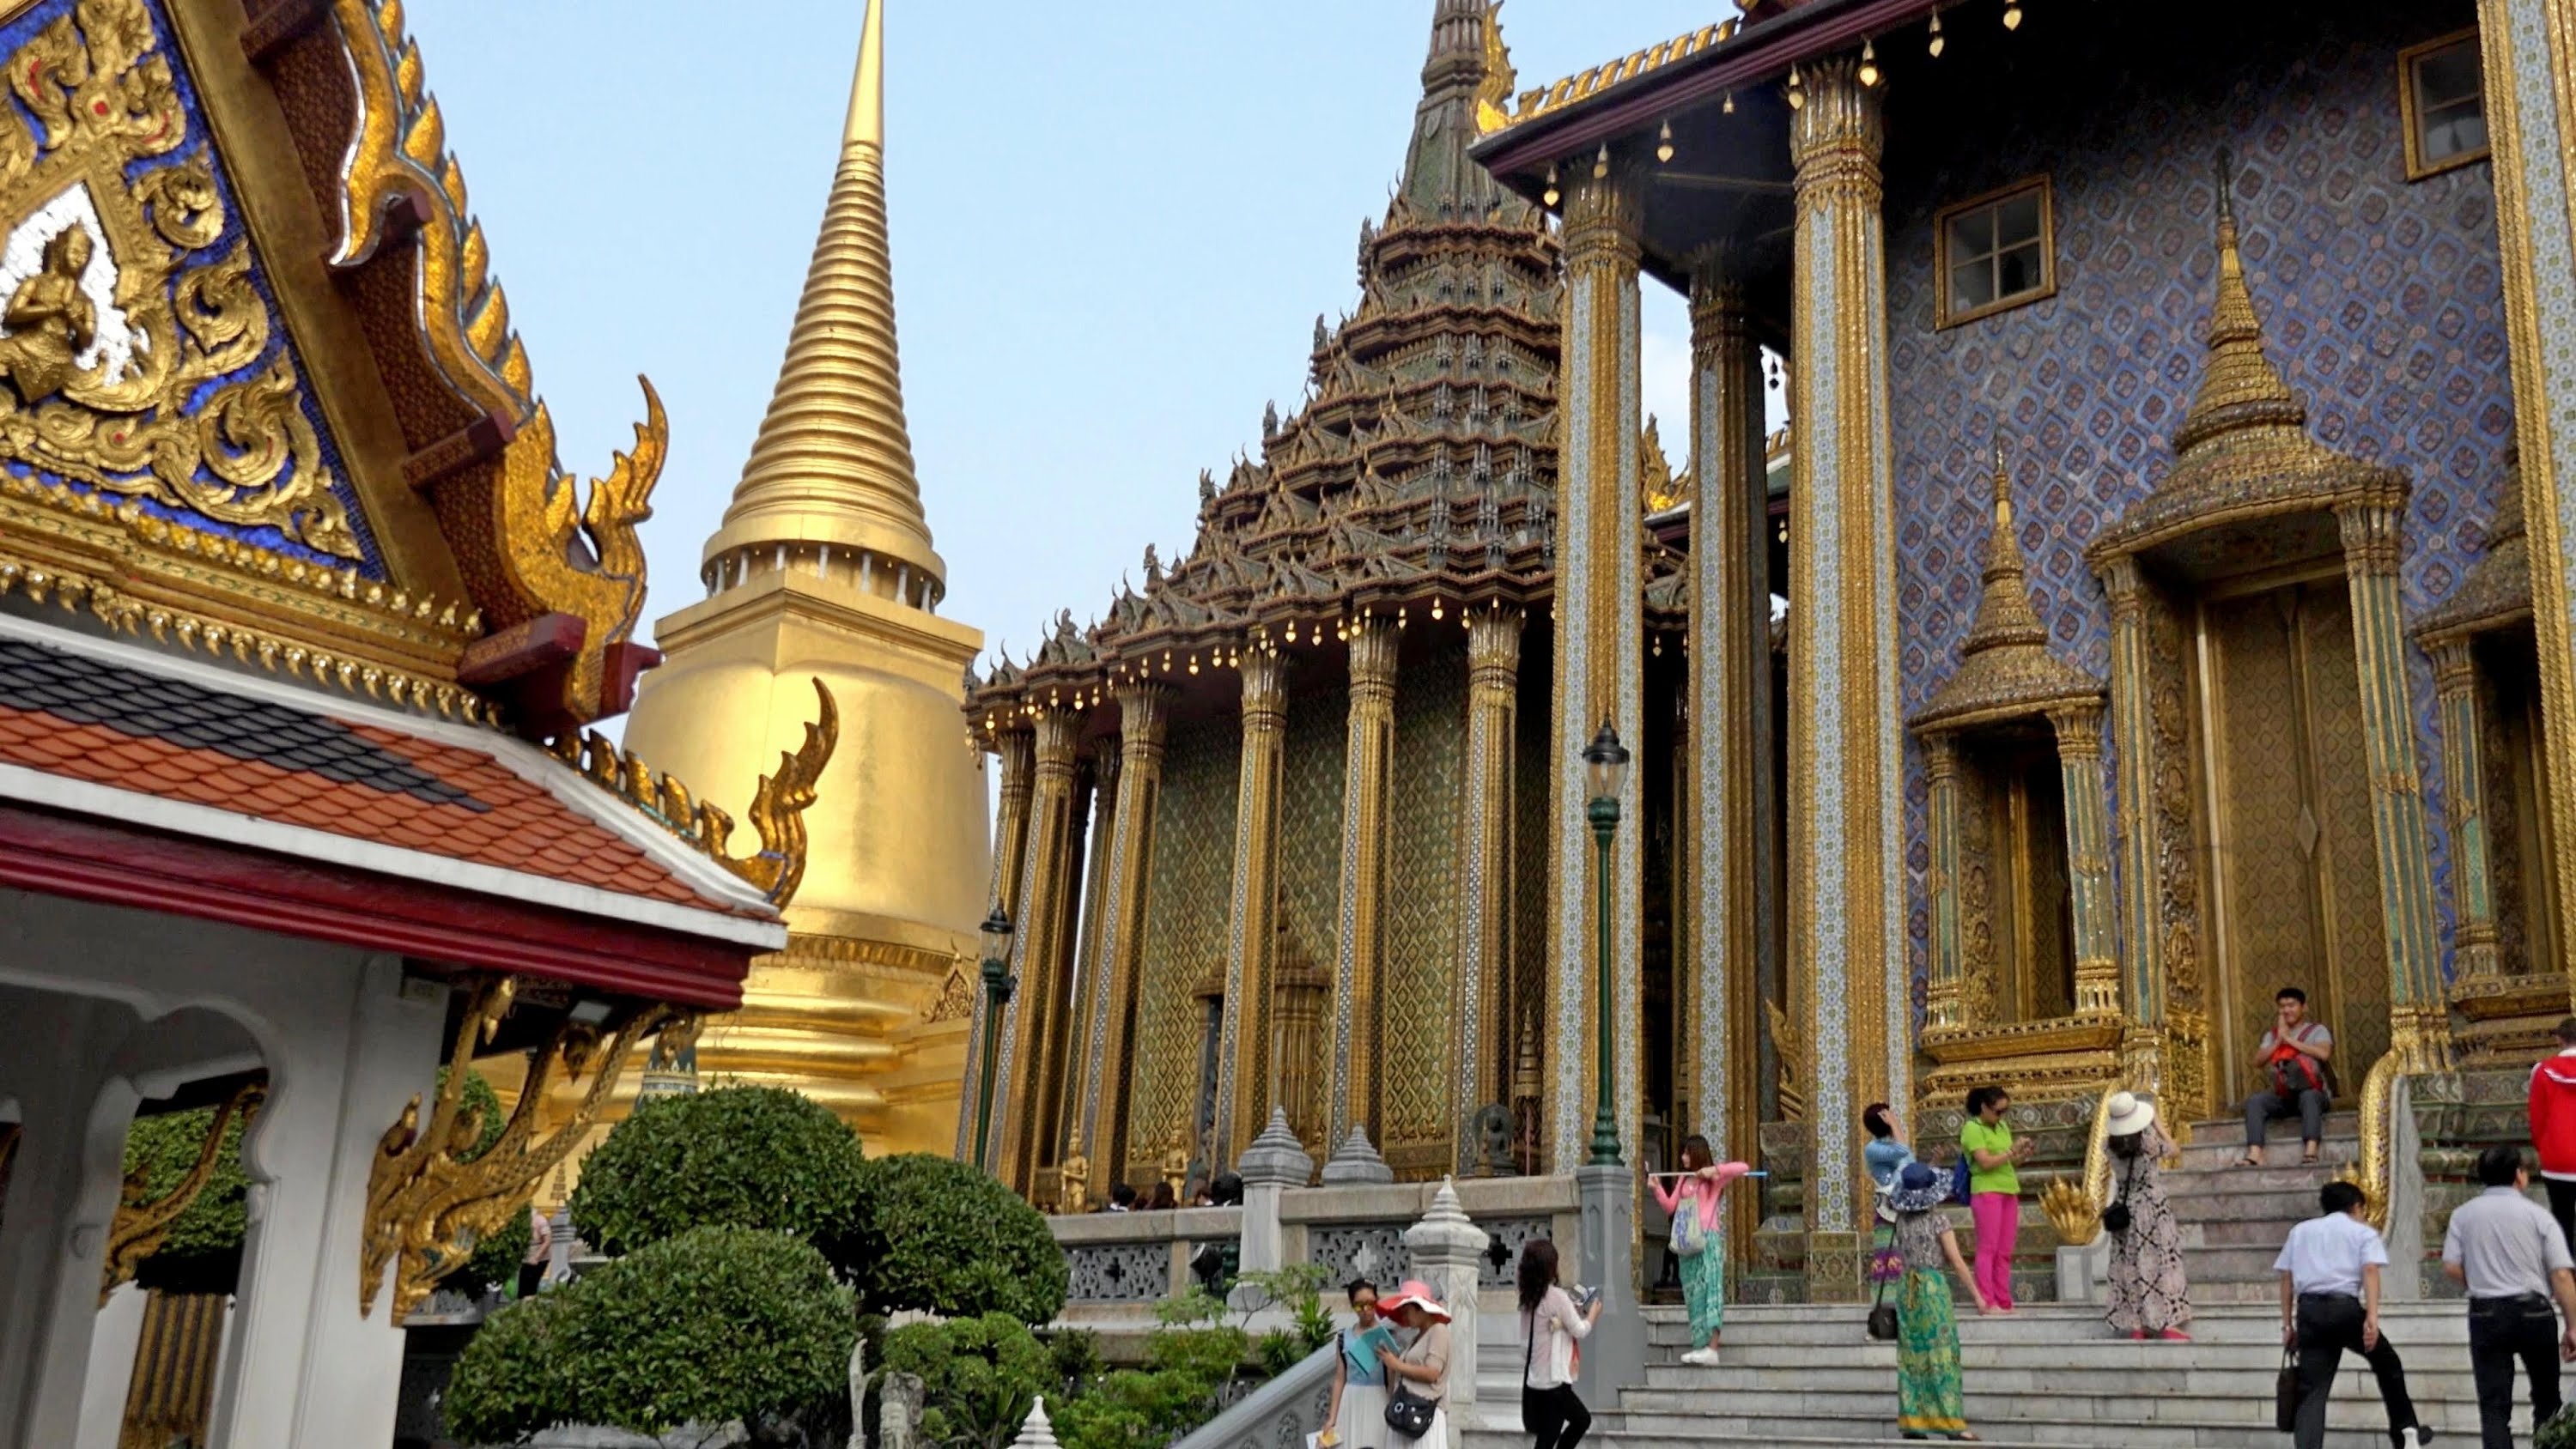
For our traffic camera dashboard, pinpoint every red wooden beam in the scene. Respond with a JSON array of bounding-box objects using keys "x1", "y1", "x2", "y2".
[{"x1": 0, "y1": 804, "x2": 756, "y2": 1009}]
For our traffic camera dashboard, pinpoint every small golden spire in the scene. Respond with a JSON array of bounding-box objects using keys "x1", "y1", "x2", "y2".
[
  {"x1": 2173, "y1": 148, "x2": 2304, "y2": 454},
  {"x1": 702, "y1": 0, "x2": 946, "y2": 597},
  {"x1": 1965, "y1": 442, "x2": 2046, "y2": 653}
]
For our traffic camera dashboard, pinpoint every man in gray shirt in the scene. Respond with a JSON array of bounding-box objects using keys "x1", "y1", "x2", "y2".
[{"x1": 2442, "y1": 1144, "x2": 2576, "y2": 1449}]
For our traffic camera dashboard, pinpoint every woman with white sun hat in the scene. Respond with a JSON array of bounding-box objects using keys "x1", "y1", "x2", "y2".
[{"x1": 2099, "y1": 1089, "x2": 2193, "y2": 1341}]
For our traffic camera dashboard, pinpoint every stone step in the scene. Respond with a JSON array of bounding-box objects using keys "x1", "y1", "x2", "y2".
[
  {"x1": 1483, "y1": 1412, "x2": 2487, "y2": 1448},
  {"x1": 1643, "y1": 1303, "x2": 2471, "y2": 1343},
  {"x1": 1626, "y1": 1361, "x2": 2490, "y2": 1403},
  {"x1": 2166, "y1": 1165, "x2": 2354, "y2": 1200},
  {"x1": 1467, "y1": 1432, "x2": 2430, "y2": 1449}
]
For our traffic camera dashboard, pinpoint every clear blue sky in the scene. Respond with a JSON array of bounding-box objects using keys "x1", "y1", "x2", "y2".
[{"x1": 404, "y1": 1, "x2": 1732, "y2": 671}]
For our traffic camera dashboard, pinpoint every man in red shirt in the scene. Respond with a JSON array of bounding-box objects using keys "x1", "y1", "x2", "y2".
[{"x1": 2527, "y1": 1017, "x2": 2576, "y2": 1257}]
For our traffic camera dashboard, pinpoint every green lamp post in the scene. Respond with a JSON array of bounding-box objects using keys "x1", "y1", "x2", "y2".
[
  {"x1": 970, "y1": 906, "x2": 1016, "y2": 1171},
  {"x1": 1582, "y1": 721, "x2": 1631, "y2": 1167}
]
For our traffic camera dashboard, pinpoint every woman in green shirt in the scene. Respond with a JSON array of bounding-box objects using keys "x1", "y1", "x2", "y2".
[{"x1": 1959, "y1": 1084, "x2": 2032, "y2": 1313}]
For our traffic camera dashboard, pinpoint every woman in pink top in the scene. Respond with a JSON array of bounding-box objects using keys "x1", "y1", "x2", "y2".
[{"x1": 1649, "y1": 1134, "x2": 1752, "y2": 1365}]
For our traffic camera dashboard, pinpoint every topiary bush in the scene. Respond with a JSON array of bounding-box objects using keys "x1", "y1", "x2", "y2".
[
  {"x1": 447, "y1": 1226, "x2": 855, "y2": 1446},
  {"x1": 569, "y1": 1086, "x2": 871, "y2": 1264},
  {"x1": 880, "y1": 1313, "x2": 1054, "y2": 1449},
  {"x1": 854, "y1": 1154, "x2": 1066, "y2": 1324}
]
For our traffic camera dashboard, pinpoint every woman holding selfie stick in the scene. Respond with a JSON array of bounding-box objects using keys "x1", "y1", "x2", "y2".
[{"x1": 1648, "y1": 1134, "x2": 1753, "y2": 1365}]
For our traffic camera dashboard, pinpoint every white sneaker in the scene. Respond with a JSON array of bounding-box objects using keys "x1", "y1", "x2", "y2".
[
  {"x1": 2403, "y1": 1428, "x2": 2433, "y2": 1448},
  {"x1": 1680, "y1": 1348, "x2": 1722, "y2": 1367}
]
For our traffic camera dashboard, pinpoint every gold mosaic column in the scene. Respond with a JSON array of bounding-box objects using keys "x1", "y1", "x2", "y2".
[
  {"x1": 1453, "y1": 607, "x2": 1522, "y2": 1168},
  {"x1": 1923, "y1": 732, "x2": 1966, "y2": 1032},
  {"x1": 1685, "y1": 259, "x2": 1776, "y2": 1213},
  {"x1": 1060, "y1": 747, "x2": 1121, "y2": 1187},
  {"x1": 995, "y1": 707, "x2": 1082, "y2": 1191},
  {"x1": 2099, "y1": 557, "x2": 2167, "y2": 1087},
  {"x1": 1217, "y1": 649, "x2": 1289, "y2": 1161},
  {"x1": 960, "y1": 726, "x2": 1037, "y2": 1161},
  {"x1": 2430, "y1": 641, "x2": 2502, "y2": 981},
  {"x1": 1788, "y1": 55, "x2": 1899, "y2": 1300},
  {"x1": 1548, "y1": 163, "x2": 1648, "y2": 1173},
  {"x1": 1328, "y1": 618, "x2": 1399, "y2": 1143},
  {"x1": 2340, "y1": 505, "x2": 2452, "y2": 1071},
  {"x1": 2472, "y1": 0, "x2": 2576, "y2": 970},
  {"x1": 1085, "y1": 681, "x2": 1171, "y2": 1194},
  {"x1": 2049, "y1": 704, "x2": 2122, "y2": 1017}
]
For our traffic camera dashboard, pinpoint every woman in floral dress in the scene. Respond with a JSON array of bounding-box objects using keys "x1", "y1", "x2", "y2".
[
  {"x1": 1889, "y1": 1162, "x2": 1988, "y2": 1442},
  {"x1": 2100, "y1": 1091, "x2": 2192, "y2": 1341}
]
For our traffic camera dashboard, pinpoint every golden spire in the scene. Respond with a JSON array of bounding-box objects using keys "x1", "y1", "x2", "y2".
[
  {"x1": 702, "y1": 0, "x2": 945, "y2": 598},
  {"x1": 1962, "y1": 440, "x2": 2048, "y2": 655},
  {"x1": 2172, "y1": 148, "x2": 2306, "y2": 456}
]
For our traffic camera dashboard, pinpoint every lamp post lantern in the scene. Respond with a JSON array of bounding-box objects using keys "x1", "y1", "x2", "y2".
[
  {"x1": 1581, "y1": 721, "x2": 1631, "y2": 1167},
  {"x1": 970, "y1": 906, "x2": 1016, "y2": 1170}
]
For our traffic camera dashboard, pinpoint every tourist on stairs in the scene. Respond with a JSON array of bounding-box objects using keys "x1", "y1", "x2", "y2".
[
  {"x1": 2276, "y1": 1179, "x2": 2429, "y2": 1449},
  {"x1": 1516, "y1": 1240, "x2": 1600, "y2": 1449},
  {"x1": 2241, "y1": 985, "x2": 2335, "y2": 1167},
  {"x1": 1888, "y1": 1161, "x2": 1988, "y2": 1442},
  {"x1": 1959, "y1": 1084, "x2": 2032, "y2": 1313},
  {"x1": 1866, "y1": 1103, "x2": 1917, "y2": 1293},
  {"x1": 2525, "y1": 1016, "x2": 2576, "y2": 1258},
  {"x1": 1376, "y1": 1281, "x2": 1455, "y2": 1449},
  {"x1": 1649, "y1": 1134, "x2": 1751, "y2": 1365},
  {"x1": 2441, "y1": 1144, "x2": 2576, "y2": 1449},
  {"x1": 1321, "y1": 1277, "x2": 1392, "y2": 1449},
  {"x1": 2099, "y1": 1091, "x2": 2191, "y2": 1342}
]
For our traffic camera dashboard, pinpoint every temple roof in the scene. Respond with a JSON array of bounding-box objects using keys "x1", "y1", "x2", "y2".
[
  {"x1": 968, "y1": 0, "x2": 1564, "y2": 727},
  {"x1": 1911, "y1": 446, "x2": 2101, "y2": 734},
  {"x1": 2091, "y1": 154, "x2": 2405, "y2": 567}
]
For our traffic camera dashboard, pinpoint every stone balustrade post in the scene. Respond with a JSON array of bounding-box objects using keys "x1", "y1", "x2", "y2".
[
  {"x1": 1236, "y1": 1108, "x2": 1315, "y2": 1275},
  {"x1": 1403, "y1": 1179, "x2": 1491, "y2": 1426}
]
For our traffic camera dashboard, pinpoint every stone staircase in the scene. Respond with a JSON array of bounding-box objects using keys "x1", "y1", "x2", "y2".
[
  {"x1": 1465, "y1": 1301, "x2": 2500, "y2": 1448},
  {"x1": 1455, "y1": 1111, "x2": 2487, "y2": 1448},
  {"x1": 2166, "y1": 1111, "x2": 2363, "y2": 1304}
]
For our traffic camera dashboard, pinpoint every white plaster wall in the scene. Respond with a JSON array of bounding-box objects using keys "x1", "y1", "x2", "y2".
[
  {"x1": 74, "y1": 1283, "x2": 147, "y2": 1449},
  {"x1": 0, "y1": 888, "x2": 447, "y2": 1449}
]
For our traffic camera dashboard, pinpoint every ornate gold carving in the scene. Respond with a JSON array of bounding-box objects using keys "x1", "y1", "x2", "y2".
[
  {"x1": 100, "y1": 1082, "x2": 264, "y2": 1301},
  {"x1": 2038, "y1": 1085, "x2": 2119, "y2": 1248},
  {"x1": 362, "y1": 978, "x2": 693, "y2": 1321},
  {"x1": 1476, "y1": 17, "x2": 1738, "y2": 136},
  {"x1": 927, "y1": 966, "x2": 974, "y2": 1023},
  {"x1": 0, "y1": 0, "x2": 359, "y2": 559},
  {"x1": 1639, "y1": 415, "x2": 1686, "y2": 514},
  {"x1": 1469, "y1": 2, "x2": 1517, "y2": 137},
  {"x1": 548, "y1": 676, "x2": 835, "y2": 904},
  {"x1": 2331, "y1": 1048, "x2": 2398, "y2": 1232},
  {"x1": 1764, "y1": 997, "x2": 1805, "y2": 1123}
]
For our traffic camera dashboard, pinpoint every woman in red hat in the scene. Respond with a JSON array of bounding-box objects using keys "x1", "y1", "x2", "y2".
[{"x1": 1374, "y1": 1281, "x2": 1455, "y2": 1449}]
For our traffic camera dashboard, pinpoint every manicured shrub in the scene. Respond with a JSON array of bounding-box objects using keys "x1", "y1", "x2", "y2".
[
  {"x1": 881, "y1": 1313, "x2": 1054, "y2": 1449},
  {"x1": 121, "y1": 1104, "x2": 251, "y2": 1295},
  {"x1": 569, "y1": 1086, "x2": 870, "y2": 1263},
  {"x1": 447, "y1": 1226, "x2": 855, "y2": 1446},
  {"x1": 854, "y1": 1154, "x2": 1066, "y2": 1323}
]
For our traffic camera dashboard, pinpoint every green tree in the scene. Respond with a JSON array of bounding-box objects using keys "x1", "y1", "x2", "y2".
[
  {"x1": 569, "y1": 1086, "x2": 872, "y2": 1264},
  {"x1": 880, "y1": 1313, "x2": 1054, "y2": 1449},
  {"x1": 120, "y1": 1105, "x2": 251, "y2": 1295},
  {"x1": 446, "y1": 1227, "x2": 854, "y2": 1447},
  {"x1": 1050, "y1": 1299, "x2": 1249, "y2": 1449},
  {"x1": 854, "y1": 1154, "x2": 1066, "y2": 1323}
]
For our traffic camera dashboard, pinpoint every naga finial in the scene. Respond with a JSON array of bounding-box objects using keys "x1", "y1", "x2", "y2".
[{"x1": 719, "y1": 678, "x2": 839, "y2": 905}]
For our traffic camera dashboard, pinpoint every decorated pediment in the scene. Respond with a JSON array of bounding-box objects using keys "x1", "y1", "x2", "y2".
[{"x1": 0, "y1": 0, "x2": 374, "y2": 573}]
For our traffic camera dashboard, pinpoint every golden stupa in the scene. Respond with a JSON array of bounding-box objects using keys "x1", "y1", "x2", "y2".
[{"x1": 619, "y1": 0, "x2": 990, "y2": 1154}]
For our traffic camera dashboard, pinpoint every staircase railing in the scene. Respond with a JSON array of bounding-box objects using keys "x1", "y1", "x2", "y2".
[
  {"x1": 2038, "y1": 1083, "x2": 2120, "y2": 1246},
  {"x1": 1168, "y1": 1341, "x2": 1337, "y2": 1449}
]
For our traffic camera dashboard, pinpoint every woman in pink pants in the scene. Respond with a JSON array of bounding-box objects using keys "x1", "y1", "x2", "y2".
[{"x1": 1958, "y1": 1084, "x2": 2032, "y2": 1313}]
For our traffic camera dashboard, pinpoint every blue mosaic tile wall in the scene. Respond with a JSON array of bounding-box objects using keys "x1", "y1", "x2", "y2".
[
  {"x1": 0, "y1": 0, "x2": 385, "y2": 578},
  {"x1": 1880, "y1": 0, "x2": 2511, "y2": 1024}
]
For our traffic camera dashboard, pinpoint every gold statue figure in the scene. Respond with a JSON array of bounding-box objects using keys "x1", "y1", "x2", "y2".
[{"x1": 0, "y1": 226, "x2": 98, "y2": 404}]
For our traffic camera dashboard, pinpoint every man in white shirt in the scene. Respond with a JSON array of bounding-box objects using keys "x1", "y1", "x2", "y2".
[
  {"x1": 2442, "y1": 1145, "x2": 2576, "y2": 1449},
  {"x1": 2275, "y1": 1180, "x2": 2427, "y2": 1449}
]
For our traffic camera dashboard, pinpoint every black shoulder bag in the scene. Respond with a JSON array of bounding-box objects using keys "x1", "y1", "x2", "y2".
[
  {"x1": 2100, "y1": 1152, "x2": 2137, "y2": 1236},
  {"x1": 1866, "y1": 1222, "x2": 1899, "y2": 1340},
  {"x1": 1384, "y1": 1333, "x2": 1438, "y2": 1440}
]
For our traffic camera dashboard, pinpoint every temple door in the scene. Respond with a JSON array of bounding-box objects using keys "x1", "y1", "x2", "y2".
[{"x1": 2194, "y1": 573, "x2": 2392, "y2": 1107}]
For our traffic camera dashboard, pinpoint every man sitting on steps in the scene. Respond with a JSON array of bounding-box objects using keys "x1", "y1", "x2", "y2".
[
  {"x1": 2276, "y1": 1179, "x2": 2429, "y2": 1449},
  {"x1": 2242, "y1": 985, "x2": 2335, "y2": 1168}
]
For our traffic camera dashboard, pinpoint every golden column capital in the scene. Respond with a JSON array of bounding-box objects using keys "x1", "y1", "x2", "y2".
[
  {"x1": 1788, "y1": 55, "x2": 1886, "y2": 186},
  {"x1": 2099, "y1": 553, "x2": 2146, "y2": 615},
  {"x1": 1241, "y1": 648, "x2": 1289, "y2": 724},
  {"x1": 1091, "y1": 741, "x2": 1123, "y2": 793},
  {"x1": 1922, "y1": 730, "x2": 1962, "y2": 779},
  {"x1": 2337, "y1": 501, "x2": 2407, "y2": 579},
  {"x1": 993, "y1": 726, "x2": 1037, "y2": 804},
  {"x1": 1467, "y1": 606, "x2": 1525, "y2": 680},
  {"x1": 2045, "y1": 703, "x2": 2106, "y2": 760},
  {"x1": 2427, "y1": 637, "x2": 2478, "y2": 697},
  {"x1": 1348, "y1": 615, "x2": 1400, "y2": 704},
  {"x1": 1561, "y1": 165, "x2": 1645, "y2": 279},
  {"x1": 1118, "y1": 678, "x2": 1175, "y2": 760},
  {"x1": 1032, "y1": 706, "x2": 1082, "y2": 775}
]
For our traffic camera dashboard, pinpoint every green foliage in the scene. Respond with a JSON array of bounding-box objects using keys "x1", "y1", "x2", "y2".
[
  {"x1": 459, "y1": 1199, "x2": 537, "y2": 1294},
  {"x1": 440, "y1": 1293, "x2": 575, "y2": 1444},
  {"x1": 1046, "y1": 1329, "x2": 1104, "y2": 1399},
  {"x1": 569, "y1": 1086, "x2": 871, "y2": 1264},
  {"x1": 1252, "y1": 1331, "x2": 1304, "y2": 1379},
  {"x1": 1052, "y1": 1325, "x2": 1249, "y2": 1449},
  {"x1": 121, "y1": 1105, "x2": 250, "y2": 1294},
  {"x1": 2543, "y1": 1404, "x2": 2576, "y2": 1449},
  {"x1": 854, "y1": 1154, "x2": 1066, "y2": 1323},
  {"x1": 1234, "y1": 1264, "x2": 1334, "y2": 1351},
  {"x1": 446, "y1": 1227, "x2": 854, "y2": 1446},
  {"x1": 882, "y1": 1313, "x2": 1054, "y2": 1449}
]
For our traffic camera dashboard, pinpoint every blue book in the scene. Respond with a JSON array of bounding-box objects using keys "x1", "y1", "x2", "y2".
[{"x1": 1342, "y1": 1324, "x2": 1397, "y2": 1379}]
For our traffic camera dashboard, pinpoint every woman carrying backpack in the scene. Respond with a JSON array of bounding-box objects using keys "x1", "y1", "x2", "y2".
[{"x1": 1648, "y1": 1135, "x2": 1752, "y2": 1365}]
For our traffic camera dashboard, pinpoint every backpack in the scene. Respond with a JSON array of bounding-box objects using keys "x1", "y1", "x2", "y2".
[{"x1": 1947, "y1": 1154, "x2": 1973, "y2": 1206}]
